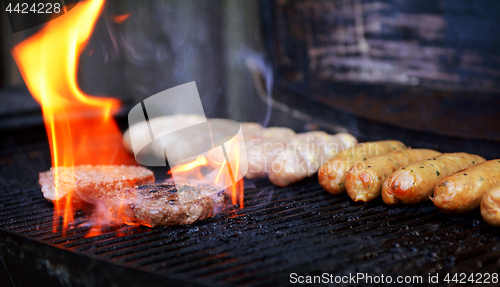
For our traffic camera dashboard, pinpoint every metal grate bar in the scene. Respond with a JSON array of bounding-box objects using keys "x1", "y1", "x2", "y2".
[{"x1": 1, "y1": 130, "x2": 500, "y2": 287}]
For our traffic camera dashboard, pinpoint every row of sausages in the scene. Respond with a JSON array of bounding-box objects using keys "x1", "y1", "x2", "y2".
[{"x1": 318, "y1": 140, "x2": 500, "y2": 227}]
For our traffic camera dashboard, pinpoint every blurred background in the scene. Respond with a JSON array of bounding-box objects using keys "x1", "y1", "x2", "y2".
[
  {"x1": 1, "y1": 0, "x2": 500, "y2": 154},
  {"x1": 0, "y1": 0, "x2": 272, "y2": 127}
]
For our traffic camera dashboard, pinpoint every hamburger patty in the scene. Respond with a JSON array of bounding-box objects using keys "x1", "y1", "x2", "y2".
[
  {"x1": 123, "y1": 183, "x2": 229, "y2": 227},
  {"x1": 39, "y1": 165, "x2": 155, "y2": 202},
  {"x1": 39, "y1": 165, "x2": 228, "y2": 227}
]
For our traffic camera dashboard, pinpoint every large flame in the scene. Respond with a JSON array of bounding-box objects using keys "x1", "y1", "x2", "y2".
[
  {"x1": 11, "y1": 0, "x2": 244, "y2": 234},
  {"x1": 11, "y1": 0, "x2": 132, "y2": 232}
]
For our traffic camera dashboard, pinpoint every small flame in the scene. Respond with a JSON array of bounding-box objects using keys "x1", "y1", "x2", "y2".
[
  {"x1": 168, "y1": 135, "x2": 246, "y2": 209},
  {"x1": 11, "y1": 0, "x2": 133, "y2": 233},
  {"x1": 170, "y1": 156, "x2": 208, "y2": 173},
  {"x1": 225, "y1": 135, "x2": 244, "y2": 208},
  {"x1": 113, "y1": 13, "x2": 131, "y2": 24}
]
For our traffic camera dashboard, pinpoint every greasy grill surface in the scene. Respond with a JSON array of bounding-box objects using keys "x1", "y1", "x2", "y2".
[{"x1": 1, "y1": 130, "x2": 500, "y2": 286}]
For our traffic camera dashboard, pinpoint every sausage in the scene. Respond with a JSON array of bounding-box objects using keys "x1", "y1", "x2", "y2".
[
  {"x1": 318, "y1": 140, "x2": 407, "y2": 195},
  {"x1": 262, "y1": 127, "x2": 296, "y2": 141},
  {"x1": 208, "y1": 126, "x2": 296, "y2": 177},
  {"x1": 245, "y1": 139, "x2": 288, "y2": 179},
  {"x1": 432, "y1": 160, "x2": 500, "y2": 214},
  {"x1": 268, "y1": 132, "x2": 357, "y2": 187},
  {"x1": 481, "y1": 185, "x2": 500, "y2": 227},
  {"x1": 345, "y1": 149, "x2": 441, "y2": 202},
  {"x1": 382, "y1": 153, "x2": 486, "y2": 205},
  {"x1": 240, "y1": 122, "x2": 264, "y2": 144},
  {"x1": 244, "y1": 127, "x2": 296, "y2": 179}
]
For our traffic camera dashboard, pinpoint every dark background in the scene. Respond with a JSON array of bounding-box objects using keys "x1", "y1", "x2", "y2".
[
  {"x1": 1, "y1": 0, "x2": 500, "y2": 154},
  {"x1": 264, "y1": 0, "x2": 500, "y2": 141}
]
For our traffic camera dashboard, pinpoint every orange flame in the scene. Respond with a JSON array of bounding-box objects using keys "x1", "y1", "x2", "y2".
[
  {"x1": 170, "y1": 156, "x2": 208, "y2": 173},
  {"x1": 168, "y1": 135, "x2": 245, "y2": 208},
  {"x1": 224, "y1": 136, "x2": 244, "y2": 208},
  {"x1": 11, "y1": 0, "x2": 244, "y2": 235},
  {"x1": 113, "y1": 13, "x2": 131, "y2": 24},
  {"x1": 11, "y1": 0, "x2": 133, "y2": 233}
]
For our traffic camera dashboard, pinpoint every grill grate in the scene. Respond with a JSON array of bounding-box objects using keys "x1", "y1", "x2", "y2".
[{"x1": 1, "y1": 129, "x2": 500, "y2": 286}]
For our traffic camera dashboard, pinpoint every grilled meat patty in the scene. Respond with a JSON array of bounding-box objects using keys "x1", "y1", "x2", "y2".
[
  {"x1": 39, "y1": 165, "x2": 228, "y2": 227},
  {"x1": 122, "y1": 183, "x2": 229, "y2": 227},
  {"x1": 39, "y1": 165, "x2": 155, "y2": 202}
]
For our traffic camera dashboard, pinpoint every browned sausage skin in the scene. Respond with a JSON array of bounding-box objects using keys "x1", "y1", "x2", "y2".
[
  {"x1": 382, "y1": 153, "x2": 486, "y2": 205},
  {"x1": 319, "y1": 140, "x2": 406, "y2": 195},
  {"x1": 481, "y1": 186, "x2": 500, "y2": 226},
  {"x1": 432, "y1": 160, "x2": 500, "y2": 214},
  {"x1": 345, "y1": 149, "x2": 440, "y2": 202}
]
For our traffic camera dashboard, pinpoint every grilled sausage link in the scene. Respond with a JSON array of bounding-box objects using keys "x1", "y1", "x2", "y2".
[
  {"x1": 481, "y1": 186, "x2": 500, "y2": 226},
  {"x1": 432, "y1": 160, "x2": 500, "y2": 214},
  {"x1": 345, "y1": 149, "x2": 441, "y2": 202},
  {"x1": 268, "y1": 132, "x2": 357, "y2": 187},
  {"x1": 318, "y1": 140, "x2": 407, "y2": 195},
  {"x1": 382, "y1": 153, "x2": 486, "y2": 205},
  {"x1": 246, "y1": 139, "x2": 288, "y2": 179}
]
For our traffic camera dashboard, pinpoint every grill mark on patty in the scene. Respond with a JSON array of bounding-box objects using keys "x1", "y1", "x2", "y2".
[{"x1": 117, "y1": 183, "x2": 228, "y2": 227}]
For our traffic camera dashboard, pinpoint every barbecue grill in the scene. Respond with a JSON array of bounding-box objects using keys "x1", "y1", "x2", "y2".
[
  {"x1": 2, "y1": 0, "x2": 500, "y2": 286},
  {"x1": 1, "y1": 112, "x2": 500, "y2": 286}
]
